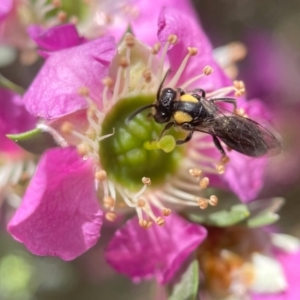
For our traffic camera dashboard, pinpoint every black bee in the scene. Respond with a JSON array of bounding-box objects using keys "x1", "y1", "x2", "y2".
[{"x1": 128, "y1": 77, "x2": 281, "y2": 158}]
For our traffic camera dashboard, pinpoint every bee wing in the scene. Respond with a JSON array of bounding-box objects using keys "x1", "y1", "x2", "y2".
[{"x1": 194, "y1": 99, "x2": 282, "y2": 157}]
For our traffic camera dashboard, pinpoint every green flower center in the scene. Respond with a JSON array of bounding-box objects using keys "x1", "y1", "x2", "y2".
[{"x1": 99, "y1": 95, "x2": 184, "y2": 191}]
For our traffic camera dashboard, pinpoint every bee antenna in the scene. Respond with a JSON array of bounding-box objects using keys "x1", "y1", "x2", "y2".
[
  {"x1": 126, "y1": 104, "x2": 156, "y2": 123},
  {"x1": 156, "y1": 69, "x2": 171, "y2": 99}
]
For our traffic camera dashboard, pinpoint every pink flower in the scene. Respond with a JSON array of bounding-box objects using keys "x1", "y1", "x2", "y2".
[
  {"x1": 197, "y1": 227, "x2": 300, "y2": 299},
  {"x1": 105, "y1": 212, "x2": 207, "y2": 284},
  {"x1": 7, "y1": 5, "x2": 278, "y2": 261}
]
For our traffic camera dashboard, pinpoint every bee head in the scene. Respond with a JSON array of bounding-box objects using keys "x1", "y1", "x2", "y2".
[{"x1": 153, "y1": 88, "x2": 176, "y2": 123}]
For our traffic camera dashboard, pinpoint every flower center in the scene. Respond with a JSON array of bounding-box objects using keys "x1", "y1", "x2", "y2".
[{"x1": 99, "y1": 94, "x2": 184, "y2": 191}]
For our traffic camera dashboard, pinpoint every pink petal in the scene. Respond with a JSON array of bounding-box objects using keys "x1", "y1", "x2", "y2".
[
  {"x1": 0, "y1": 88, "x2": 36, "y2": 153},
  {"x1": 0, "y1": 0, "x2": 12, "y2": 22},
  {"x1": 23, "y1": 36, "x2": 116, "y2": 119},
  {"x1": 27, "y1": 24, "x2": 85, "y2": 56},
  {"x1": 7, "y1": 147, "x2": 103, "y2": 260},
  {"x1": 105, "y1": 213, "x2": 207, "y2": 284},
  {"x1": 131, "y1": 0, "x2": 197, "y2": 46},
  {"x1": 157, "y1": 7, "x2": 231, "y2": 91},
  {"x1": 252, "y1": 250, "x2": 300, "y2": 300}
]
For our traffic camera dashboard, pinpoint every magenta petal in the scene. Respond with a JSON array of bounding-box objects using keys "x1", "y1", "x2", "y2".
[
  {"x1": 27, "y1": 24, "x2": 84, "y2": 54},
  {"x1": 0, "y1": 0, "x2": 12, "y2": 22},
  {"x1": 157, "y1": 7, "x2": 231, "y2": 91},
  {"x1": 23, "y1": 36, "x2": 116, "y2": 119},
  {"x1": 252, "y1": 250, "x2": 300, "y2": 300},
  {"x1": 105, "y1": 213, "x2": 207, "y2": 284},
  {"x1": 0, "y1": 88, "x2": 36, "y2": 153},
  {"x1": 7, "y1": 147, "x2": 103, "y2": 260},
  {"x1": 130, "y1": 0, "x2": 197, "y2": 46}
]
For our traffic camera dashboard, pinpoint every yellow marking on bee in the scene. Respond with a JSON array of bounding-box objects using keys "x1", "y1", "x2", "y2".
[
  {"x1": 180, "y1": 94, "x2": 198, "y2": 103},
  {"x1": 174, "y1": 111, "x2": 193, "y2": 124}
]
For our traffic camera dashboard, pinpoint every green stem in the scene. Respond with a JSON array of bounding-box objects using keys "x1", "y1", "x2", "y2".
[{"x1": 0, "y1": 74, "x2": 25, "y2": 95}]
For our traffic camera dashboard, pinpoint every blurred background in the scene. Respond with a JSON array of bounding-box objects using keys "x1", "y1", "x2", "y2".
[{"x1": 0, "y1": 0, "x2": 300, "y2": 299}]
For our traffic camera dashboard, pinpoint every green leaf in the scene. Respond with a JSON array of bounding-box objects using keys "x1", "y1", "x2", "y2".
[
  {"x1": 7, "y1": 128, "x2": 59, "y2": 155},
  {"x1": 247, "y1": 212, "x2": 279, "y2": 227},
  {"x1": 168, "y1": 259, "x2": 199, "y2": 300},
  {"x1": 208, "y1": 204, "x2": 250, "y2": 227},
  {"x1": 246, "y1": 197, "x2": 284, "y2": 228}
]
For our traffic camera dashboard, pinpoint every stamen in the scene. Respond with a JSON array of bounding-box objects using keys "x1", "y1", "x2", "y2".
[
  {"x1": 137, "y1": 199, "x2": 146, "y2": 207},
  {"x1": 103, "y1": 195, "x2": 115, "y2": 209},
  {"x1": 121, "y1": 34, "x2": 135, "y2": 96},
  {"x1": 76, "y1": 143, "x2": 90, "y2": 156},
  {"x1": 199, "y1": 177, "x2": 210, "y2": 189},
  {"x1": 105, "y1": 211, "x2": 117, "y2": 222},
  {"x1": 198, "y1": 198, "x2": 209, "y2": 209},
  {"x1": 189, "y1": 168, "x2": 202, "y2": 177},
  {"x1": 162, "y1": 208, "x2": 171, "y2": 216},
  {"x1": 168, "y1": 47, "x2": 198, "y2": 87},
  {"x1": 209, "y1": 195, "x2": 218, "y2": 206},
  {"x1": 95, "y1": 170, "x2": 107, "y2": 181},
  {"x1": 102, "y1": 77, "x2": 113, "y2": 108},
  {"x1": 156, "y1": 216, "x2": 165, "y2": 226},
  {"x1": 180, "y1": 66, "x2": 213, "y2": 90},
  {"x1": 157, "y1": 34, "x2": 177, "y2": 83},
  {"x1": 111, "y1": 58, "x2": 128, "y2": 103},
  {"x1": 57, "y1": 11, "x2": 67, "y2": 23},
  {"x1": 37, "y1": 124, "x2": 68, "y2": 147}
]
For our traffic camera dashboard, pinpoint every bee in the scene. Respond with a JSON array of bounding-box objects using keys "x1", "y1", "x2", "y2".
[{"x1": 128, "y1": 77, "x2": 281, "y2": 158}]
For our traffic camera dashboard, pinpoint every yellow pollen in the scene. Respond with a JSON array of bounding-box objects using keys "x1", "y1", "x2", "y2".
[
  {"x1": 221, "y1": 155, "x2": 230, "y2": 164},
  {"x1": 209, "y1": 195, "x2": 218, "y2": 206},
  {"x1": 139, "y1": 219, "x2": 148, "y2": 228},
  {"x1": 151, "y1": 42, "x2": 161, "y2": 54},
  {"x1": 235, "y1": 108, "x2": 246, "y2": 117},
  {"x1": 142, "y1": 177, "x2": 151, "y2": 186},
  {"x1": 95, "y1": 170, "x2": 107, "y2": 181},
  {"x1": 156, "y1": 216, "x2": 165, "y2": 226},
  {"x1": 103, "y1": 196, "x2": 114, "y2": 208},
  {"x1": 187, "y1": 47, "x2": 198, "y2": 56},
  {"x1": 105, "y1": 211, "x2": 117, "y2": 222},
  {"x1": 76, "y1": 143, "x2": 89, "y2": 156},
  {"x1": 146, "y1": 221, "x2": 153, "y2": 228},
  {"x1": 216, "y1": 163, "x2": 225, "y2": 174},
  {"x1": 203, "y1": 66, "x2": 214, "y2": 76},
  {"x1": 125, "y1": 33, "x2": 135, "y2": 47},
  {"x1": 69, "y1": 16, "x2": 78, "y2": 24},
  {"x1": 57, "y1": 11, "x2": 67, "y2": 22},
  {"x1": 200, "y1": 177, "x2": 210, "y2": 189},
  {"x1": 52, "y1": 0, "x2": 61, "y2": 7},
  {"x1": 198, "y1": 198, "x2": 208, "y2": 209},
  {"x1": 119, "y1": 57, "x2": 129, "y2": 68},
  {"x1": 168, "y1": 34, "x2": 178, "y2": 44},
  {"x1": 102, "y1": 76, "x2": 113, "y2": 87},
  {"x1": 60, "y1": 121, "x2": 73, "y2": 134},
  {"x1": 234, "y1": 80, "x2": 245, "y2": 90},
  {"x1": 143, "y1": 69, "x2": 152, "y2": 82},
  {"x1": 137, "y1": 199, "x2": 146, "y2": 207},
  {"x1": 189, "y1": 168, "x2": 202, "y2": 177},
  {"x1": 162, "y1": 208, "x2": 171, "y2": 216},
  {"x1": 78, "y1": 86, "x2": 90, "y2": 96}
]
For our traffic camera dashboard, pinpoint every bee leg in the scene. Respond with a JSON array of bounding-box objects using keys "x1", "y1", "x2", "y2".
[
  {"x1": 190, "y1": 88, "x2": 206, "y2": 98},
  {"x1": 176, "y1": 123, "x2": 194, "y2": 145},
  {"x1": 158, "y1": 121, "x2": 175, "y2": 140},
  {"x1": 177, "y1": 88, "x2": 185, "y2": 96},
  {"x1": 210, "y1": 98, "x2": 237, "y2": 112},
  {"x1": 212, "y1": 135, "x2": 226, "y2": 157},
  {"x1": 176, "y1": 130, "x2": 194, "y2": 145}
]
